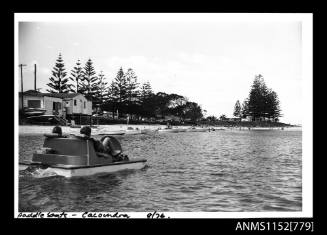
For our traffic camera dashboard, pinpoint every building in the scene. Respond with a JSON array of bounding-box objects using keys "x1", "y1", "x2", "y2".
[
  {"x1": 19, "y1": 90, "x2": 92, "y2": 117},
  {"x1": 52, "y1": 93, "x2": 92, "y2": 117}
]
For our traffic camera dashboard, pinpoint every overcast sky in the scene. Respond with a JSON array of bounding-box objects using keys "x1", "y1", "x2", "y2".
[{"x1": 18, "y1": 14, "x2": 304, "y2": 124}]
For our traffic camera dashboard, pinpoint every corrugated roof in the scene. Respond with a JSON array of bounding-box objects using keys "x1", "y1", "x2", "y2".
[{"x1": 42, "y1": 93, "x2": 81, "y2": 99}]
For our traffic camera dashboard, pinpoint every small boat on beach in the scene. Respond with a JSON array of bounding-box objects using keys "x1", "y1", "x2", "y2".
[
  {"x1": 19, "y1": 133, "x2": 146, "y2": 177},
  {"x1": 125, "y1": 127, "x2": 141, "y2": 135},
  {"x1": 97, "y1": 130, "x2": 126, "y2": 135},
  {"x1": 186, "y1": 127, "x2": 209, "y2": 132},
  {"x1": 158, "y1": 128, "x2": 179, "y2": 133},
  {"x1": 140, "y1": 128, "x2": 157, "y2": 134}
]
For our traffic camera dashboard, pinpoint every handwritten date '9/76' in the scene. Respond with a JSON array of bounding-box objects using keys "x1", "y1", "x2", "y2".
[{"x1": 147, "y1": 211, "x2": 169, "y2": 219}]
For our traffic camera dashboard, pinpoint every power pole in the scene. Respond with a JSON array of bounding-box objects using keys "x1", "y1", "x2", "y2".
[
  {"x1": 19, "y1": 64, "x2": 27, "y2": 113},
  {"x1": 34, "y1": 64, "x2": 37, "y2": 90}
]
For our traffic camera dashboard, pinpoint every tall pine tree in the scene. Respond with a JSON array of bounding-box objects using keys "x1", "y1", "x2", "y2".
[
  {"x1": 247, "y1": 74, "x2": 269, "y2": 120},
  {"x1": 69, "y1": 59, "x2": 83, "y2": 93},
  {"x1": 246, "y1": 74, "x2": 281, "y2": 121},
  {"x1": 47, "y1": 53, "x2": 70, "y2": 93},
  {"x1": 105, "y1": 67, "x2": 128, "y2": 117},
  {"x1": 111, "y1": 67, "x2": 128, "y2": 104},
  {"x1": 140, "y1": 81, "x2": 153, "y2": 102},
  {"x1": 95, "y1": 71, "x2": 108, "y2": 105},
  {"x1": 125, "y1": 68, "x2": 139, "y2": 103},
  {"x1": 266, "y1": 89, "x2": 282, "y2": 121},
  {"x1": 241, "y1": 99, "x2": 249, "y2": 118},
  {"x1": 80, "y1": 58, "x2": 98, "y2": 100},
  {"x1": 233, "y1": 100, "x2": 241, "y2": 118}
]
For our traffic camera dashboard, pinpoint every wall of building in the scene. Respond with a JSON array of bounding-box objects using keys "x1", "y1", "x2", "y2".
[
  {"x1": 63, "y1": 100, "x2": 73, "y2": 115},
  {"x1": 44, "y1": 96, "x2": 63, "y2": 115},
  {"x1": 69, "y1": 94, "x2": 92, "y2": 115},
  {"x1": 85, "y1": 101, "x2": 92, "y2": 115}
]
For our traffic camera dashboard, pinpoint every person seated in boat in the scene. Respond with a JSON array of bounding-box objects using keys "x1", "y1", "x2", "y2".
[
  {"x1": 44, "y1": 126, "x2": 67, "y2": 138},
  {"x1": 79, "y1": 126, "x2": 110, "y2": 154},
  {"x1": 52, "y1": 126, "x2": 62, "y2": 136},
  {"x1": 79, "y1": 126, "x2": 127, "y2": 161}
]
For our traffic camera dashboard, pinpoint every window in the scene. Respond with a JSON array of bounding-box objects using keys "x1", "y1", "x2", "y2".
[
  {"x1": 53, "y1": 102, "x2": 62, "y2": 111},
  {"x1": 74, "y1": 100, "x2": 77, "y2": 106},
  {"x1": 84, "y1": 101, "x2": 86, "y2": 109},
  {"x1": 27, "y1": 100, "x2": 41, "y2": 108}
]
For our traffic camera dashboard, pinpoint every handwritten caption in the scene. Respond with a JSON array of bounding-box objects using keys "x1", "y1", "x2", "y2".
[{"x1": 17, "y1": 211, "x2": 169, "y2": 219}]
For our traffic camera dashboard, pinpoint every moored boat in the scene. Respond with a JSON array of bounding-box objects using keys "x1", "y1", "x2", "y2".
[
  {"x1": 125, "y1": 127, "x2": 141, "y2": 135},
  {"x1": 97, "y1": 130, "x2": 126, "y2": 135},
  {"x1": 140, "y1": 128, "x2": 157, "y2": 134},
  {"x1": 158, "y1": 128, "x2": 179, "y2": 133},
  {"x1": 175, "y1": 128, "x2": 187, "y2": 132},
  {"x1": 186, "y1": 127, "x2": 209, "y2": 132}
]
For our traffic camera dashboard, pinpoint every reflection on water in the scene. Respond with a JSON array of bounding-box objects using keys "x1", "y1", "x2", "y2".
[{"x1": 19, "y1": 129, "x2": 302, "y2": 212}]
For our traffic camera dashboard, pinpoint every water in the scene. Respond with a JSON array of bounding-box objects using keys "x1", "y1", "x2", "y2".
[{"x1": 19, "y1": 129, "x2": 302, "y2": 212}]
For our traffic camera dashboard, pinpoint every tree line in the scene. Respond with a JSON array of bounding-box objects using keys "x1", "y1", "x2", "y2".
[{"x1": 46, "y1": 53, "x2": 204, "y2": 122}]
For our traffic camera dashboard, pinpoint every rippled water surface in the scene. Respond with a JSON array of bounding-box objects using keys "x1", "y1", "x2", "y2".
[{"x1": 19, "y1": 129, "x2": 302, "y2": 212}]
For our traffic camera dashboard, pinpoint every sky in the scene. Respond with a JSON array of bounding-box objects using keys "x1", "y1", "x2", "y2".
[{"x1": 17, "y1": 14, "x2": 304, "y2": 124}]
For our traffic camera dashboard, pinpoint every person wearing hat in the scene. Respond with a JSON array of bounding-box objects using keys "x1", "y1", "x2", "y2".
[
  {"x1": 80, "y1": 126, "x2": 92, "y2": 139},
  {"x1": 80, "y1": 126, "x2": 108, "y2": 153},
  {"x1": 52, "y1": 125, "x2": 63, "y2": 136}
]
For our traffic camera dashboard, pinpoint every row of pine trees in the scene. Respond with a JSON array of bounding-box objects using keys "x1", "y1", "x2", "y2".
[
  {"x1": 46, "y1": 53, "x2": 204, "y2": 121},
  {"x1": 47, "y1": 53, "x2": 150, "y2": 107}
]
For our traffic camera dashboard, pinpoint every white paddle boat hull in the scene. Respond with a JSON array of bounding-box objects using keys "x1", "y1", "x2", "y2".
[{"x1": 19, "y1": 159, "x2": 147, "y2": 178}]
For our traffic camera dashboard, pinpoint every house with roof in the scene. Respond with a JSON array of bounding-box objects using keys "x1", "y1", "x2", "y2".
[{"x1": 19, "y1": 90, "x2": 92, "y2": 117}]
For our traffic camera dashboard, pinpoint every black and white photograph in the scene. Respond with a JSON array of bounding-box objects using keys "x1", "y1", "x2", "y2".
[{"x1": 15, "y1": 13, "x2": 313, "y2": 219}]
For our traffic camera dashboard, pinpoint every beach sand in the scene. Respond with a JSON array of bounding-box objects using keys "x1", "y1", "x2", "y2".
[{"x1": 19, "y1": 124, "x2": 168, "y2": 135}]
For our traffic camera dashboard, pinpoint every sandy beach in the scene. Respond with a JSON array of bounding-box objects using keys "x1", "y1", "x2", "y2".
[
  {"x1": 19, "y1": 124, "x2": 168, "y2": 135},
  {"x1": 18, "y1": 124, "x2": 301, "y2": 135}
]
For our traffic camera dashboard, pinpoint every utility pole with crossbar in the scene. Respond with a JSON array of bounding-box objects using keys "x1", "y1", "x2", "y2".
[{"x1": 19, "y1": 64, "x2": 27, "y2": 113}]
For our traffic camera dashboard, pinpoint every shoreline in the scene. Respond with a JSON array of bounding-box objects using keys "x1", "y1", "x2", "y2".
[
  {"x1": 18, "y1": 124, "x2": 301, "y2": 135},
  {"x1": 18, "y1": 124, "x2": 167, "y2": 135}
]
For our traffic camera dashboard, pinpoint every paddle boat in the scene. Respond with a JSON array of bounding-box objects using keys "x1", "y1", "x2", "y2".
[{"x1": 19, "y1": 131, "x2": 147, "y2": 177}]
